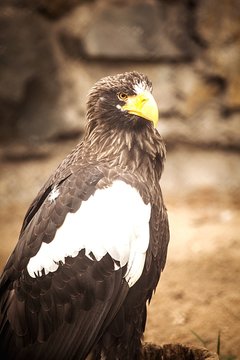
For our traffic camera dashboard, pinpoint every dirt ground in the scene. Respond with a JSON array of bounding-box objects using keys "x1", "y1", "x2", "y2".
[{"x1": 0, "y1": 140, "x2": 239, "y2": 359}]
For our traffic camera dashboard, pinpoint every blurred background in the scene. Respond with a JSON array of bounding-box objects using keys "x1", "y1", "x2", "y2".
[{"x1": 0, "y1": 0, "x2": 239, "y2": 358}]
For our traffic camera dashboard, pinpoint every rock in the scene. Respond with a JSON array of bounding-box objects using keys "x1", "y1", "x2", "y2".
[
  {"x1": 31, "y1": 0, "x2": 89, "y2": 18},
  {"x1": 0, "y1": 7, "x2": 56, "y2": 141},
  {"x1": 0, "y1": 0, "x2": 90, "y2": 19},
  {"x1": 0, "y1": 6, "x2": 84, "y2": 142},
  {"x1": 60, "y1": 1, "x2": 199, "y2": 61},
  {"x1": 142, "y1": 342, "x2": 219, "y2": 359},
  {"x1": 0, "y1": 0, "x2": 239, "y2": 150},
  {"x1": 0, "y1": 7, "x2": 54, "y2": 102},
  {"x1": 196, "y1": 0, "x2": 240, "y2": 46},
  {"x1": 196, "y1": 0, "x2": 240, "y2": 110},
  {"x1": 157, "y1": 65, "x2": 240, "y2": 149}
]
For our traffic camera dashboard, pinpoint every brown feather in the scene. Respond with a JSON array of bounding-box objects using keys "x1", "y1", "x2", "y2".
[{"x1": 0, "y1": 72, "x2": 169, "y2": 360}]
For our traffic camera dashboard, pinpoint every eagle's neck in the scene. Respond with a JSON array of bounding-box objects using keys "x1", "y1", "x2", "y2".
[{"x1": 83, "y1": 123, "x2": 166, "y2": 182}]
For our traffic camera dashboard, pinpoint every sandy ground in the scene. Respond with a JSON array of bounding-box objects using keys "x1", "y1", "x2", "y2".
[
  {"x1": 145, "y1": 201, "x2": 240, "y2": 359},
  {"x1": 0, "y1": 140, "x2": 239, "y2": 359}
]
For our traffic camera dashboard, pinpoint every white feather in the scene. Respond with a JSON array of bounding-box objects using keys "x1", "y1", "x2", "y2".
[
  {"x1": 48, "y1": 187, "x2": 60, "y2": 202},
  {"x1": 133, "y1": 82, "x2": 148, "y2": 95},
  {"x1": 27, "y1": 180, "x2": 151, "y2": 287}
]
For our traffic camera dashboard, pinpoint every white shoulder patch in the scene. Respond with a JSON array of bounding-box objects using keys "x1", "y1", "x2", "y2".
[{"x1": 27, "y1": 180, "x2": 151, "y2": 287}]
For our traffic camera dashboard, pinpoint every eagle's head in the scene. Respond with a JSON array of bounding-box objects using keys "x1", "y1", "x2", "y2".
[{"x1": 86, "y1": 71, "x2": 159, "y2": 132}]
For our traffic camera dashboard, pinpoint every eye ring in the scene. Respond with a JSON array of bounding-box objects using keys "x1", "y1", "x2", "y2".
[{"x1": 117, "y1": 92, "x2": 128, "y2": 102}]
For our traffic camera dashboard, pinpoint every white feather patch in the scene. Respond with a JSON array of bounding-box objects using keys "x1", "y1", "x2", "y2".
[
  {"x1": 48, "y1": 187, "x2": 60, "y2": 202},
  {"x1": 133, "y1": 81, "x2": 148, "y2": 95},
  {"x1": 27, "y1": 180, "x2": 151, "y2": 287}
]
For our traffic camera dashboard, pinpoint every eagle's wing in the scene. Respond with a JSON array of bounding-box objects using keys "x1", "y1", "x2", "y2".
[
  {"x1": 0, "y1": 164, "x2": 151, "y2": 360},
  {"x1": 19, "y1": 143, "x2": 83, "y2": 236}
]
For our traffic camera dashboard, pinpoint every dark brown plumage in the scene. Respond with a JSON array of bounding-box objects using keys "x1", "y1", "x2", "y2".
[{"x1": 0, "y1": 71, "x2": 169, "y2": 359}]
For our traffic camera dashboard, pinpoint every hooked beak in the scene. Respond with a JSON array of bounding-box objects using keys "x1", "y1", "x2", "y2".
[{"x1": 122, "y1": 91, "x2": 159, "y2": 127}]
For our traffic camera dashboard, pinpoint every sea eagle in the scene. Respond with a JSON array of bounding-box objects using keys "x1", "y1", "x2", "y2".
[{"x1": 0, "y1": 71, "x2": 169, "y2": 359}]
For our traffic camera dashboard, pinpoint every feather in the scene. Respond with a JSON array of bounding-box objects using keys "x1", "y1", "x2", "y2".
[{"x1": 0, "y1": 72, "x2": 169, "y2": 359}]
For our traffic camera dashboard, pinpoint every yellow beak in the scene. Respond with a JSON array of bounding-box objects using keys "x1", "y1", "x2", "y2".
[{"x1": 122, "y1": 91, "x2": 159, "y2": 127}]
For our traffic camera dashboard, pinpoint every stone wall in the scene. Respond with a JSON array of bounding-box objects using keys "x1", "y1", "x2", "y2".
[{"x1": 0, "y1": 0, "x2": 239, "y2": 149}]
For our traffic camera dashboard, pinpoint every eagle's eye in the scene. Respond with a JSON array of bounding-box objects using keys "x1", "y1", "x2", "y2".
[{"x1": 117, "y1": 93, "x2": 128, "y2": 102}]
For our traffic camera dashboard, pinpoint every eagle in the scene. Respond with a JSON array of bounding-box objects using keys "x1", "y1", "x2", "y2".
[{"x1": 0, "y1": 71, "x2": 169, "y2": 359}]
